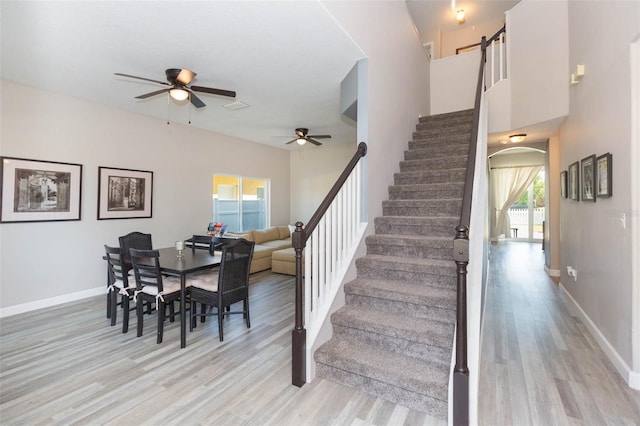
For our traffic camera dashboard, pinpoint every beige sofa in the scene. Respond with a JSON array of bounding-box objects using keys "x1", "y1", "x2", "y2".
[{"x1": 226, "y1": 226, "x2": 292, "y2": 274}]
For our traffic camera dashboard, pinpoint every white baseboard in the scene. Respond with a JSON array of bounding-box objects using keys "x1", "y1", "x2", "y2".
[
  {"x1": 0, "y1": 286, "x2": 105, "y2": 318},
  {"x1": 545, "y1": 265, "x2": 561, "y2": 277},
  {"x1": 559, "y1": 282, "x2": 639, "y2": 390}
]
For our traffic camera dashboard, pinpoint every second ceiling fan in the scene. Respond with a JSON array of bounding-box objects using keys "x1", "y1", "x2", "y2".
[
  {"x1": 286, "y1": 128, "x2": 331, "y2": 146},
  {"x1": 114, "y1": 68, "x2": 235, "y2": 108}
]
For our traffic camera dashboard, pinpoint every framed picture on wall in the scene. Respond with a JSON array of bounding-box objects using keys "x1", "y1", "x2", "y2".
[
  {"x1": 560, "y1": 171, "x2": 567, "y2": 199},
  {"x1": 98, "y1": 166, "x2": 153, "y2": 220},
  {"x1": 596, "y1": 153, "x2": 612, "y2": 198},
  {"x1": 568, "y1": 161, "x2": 579, "y2": 201},
  {"x1": 0, "y1": 156, "x2": 82, "y2": 223},
  {"x1": 581, "y1": 154, "x2": 596, "y2": 202}
]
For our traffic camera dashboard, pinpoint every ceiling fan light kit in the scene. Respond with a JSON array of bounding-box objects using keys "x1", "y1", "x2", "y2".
[
  {"x1": 114, "y1": 67, "x2": 236, "y2": 109},
  {"x1": 284, "y1": 128, "x2": 332, "y2": 147}
]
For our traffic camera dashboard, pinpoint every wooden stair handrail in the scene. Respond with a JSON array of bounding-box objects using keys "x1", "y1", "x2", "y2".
[{"x1": 454, "y1": 25, "x2": 505, "y2": 426}]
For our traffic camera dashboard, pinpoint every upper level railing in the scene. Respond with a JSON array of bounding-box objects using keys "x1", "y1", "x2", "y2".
[
  {"x1": 291, "y1": 142, "x2": 368, "y2": 386},
  {"x1": 453, "y1": 25, "x2": 505, "y2": 426}
]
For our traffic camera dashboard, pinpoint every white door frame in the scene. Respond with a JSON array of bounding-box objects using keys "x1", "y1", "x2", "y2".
[{"x1": 630, "y1": 37, "x2": 639, "y2": 389}]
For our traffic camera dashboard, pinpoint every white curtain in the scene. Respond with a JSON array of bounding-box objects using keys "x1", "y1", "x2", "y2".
[{"x1": 490, "y1": 166, "x2": 542, "y2": 239}]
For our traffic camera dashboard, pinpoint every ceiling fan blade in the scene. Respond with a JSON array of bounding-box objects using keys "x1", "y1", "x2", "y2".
[
  {"x1": 308, "y1": 135, "x2": 332, "y2": 139},
  {"x1": 307, "y1": 138, "x2": 323, "y2": 146},
  {"x1": 135, "y1": 88, "x2": 170, "y2": 99},
  {"x1": 285, "y1": 138, "x2": 298, "y2": 145},
  {"x1": 114, "y1": 73, "x2": 170, "y2": 86},
  {"x1": 191, "y1": 86, "x2": 236, "y2": 98},
  {"x1": 189, "y1": 92, "x2": 206, "y2": 108}
]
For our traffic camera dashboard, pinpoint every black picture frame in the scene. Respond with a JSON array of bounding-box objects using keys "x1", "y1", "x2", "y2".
[
  {"x1": 560, "y1": 171, "x2": 567, "y2": 199},
  {"x1": 98, "y1": 166, "x2": 153, "y2": 220},
  {"x1": 0, "y1": 156, "x2": 82, "y2": 223},
  {"x1": 596, "y1": 153, "x2": 612, "y2": 198},
  {"x1": 568, "y1": 162, "x2": 579, "y2": 201},
  {"x1": 581, "y1": 154, "x2": 596, "y2": 202}
]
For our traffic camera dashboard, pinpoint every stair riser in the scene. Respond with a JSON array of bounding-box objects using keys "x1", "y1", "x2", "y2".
[
  {"x1": 315, "y1": 363, "x2": 448, "y2": 419},
  {"x1": 418, "y1": 110, "x2": 474, "y2": 125},
  {"x1": 332, "y1": 324, "x2": 452, "y2": 364},
  {"x1": 413, "y1": 126, "x2": 472, "y2": 139},
  {"x1": 366, "y1": 241, "x2": 454, "y2": 261},
  {"x1": 394, "y1": 170, "x2": 466, "y2": 185},
  {"x1": 345, "y1": 293, "x2": 456, "y2": 323},
  {"x1": 382, "y1": 203, "x2": 461, "y2": 217},
  {"x1": 408, "y1": 139, "x2": 469, "y2": 151},
  {"x1": 416, "y1": 116, "x2": 473, "y2": 129},
  {"x1": 405, "y1": 146, "x2": 469, "y2": 160},
  {"x1": 374, "y1": 220, "x2": 458, "y2": 237},
  {"x1": 355, "y1": 267, "x2": 456, "y2": 287},
  {"x1": 399, "y1": 157, "x2": 468, "y2": 172},
  {"x1": 388, "y1": 186, "x2": 464, "y2": 200}
]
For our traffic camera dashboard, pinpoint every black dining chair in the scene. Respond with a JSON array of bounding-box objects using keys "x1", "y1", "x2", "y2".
[
  {"x1": 191, "y1": 234, "x2": 214, "y2": 253},
  {"x1": 104, "y1": 245, "x2": 136, "y2": 333},
  {"x1": 109, "y1": 231, "x2": 153, "y2": 318},
  {"x1": 189, "y1": 238, "x2": 255, "y2": 341},
  {"x1": 129, "y1": 248, "x2": 186, "y2": 344}
]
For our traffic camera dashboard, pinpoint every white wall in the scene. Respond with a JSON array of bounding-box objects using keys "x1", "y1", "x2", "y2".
[
  {"x1": 508, "y1": 0, "x2": 570, "y2": 129},
  {"x1": 289, "y1": 142, "x2": 357, "y2": 224},
  {"x1": 430, "y1": 49, "x2": 480, "y2": 115},
  {"x1": 0, "y1": 80, "x2": 290, "y2": 312},
  {"x1": 559, "y1": 0, "x2": 639, "y2": 379},
  {"x1": 322, "y1": 1, "x2": 430, "y2": 224},
  {"x1": 441, "y1": 16, "x2": 505, "y2": 58}
]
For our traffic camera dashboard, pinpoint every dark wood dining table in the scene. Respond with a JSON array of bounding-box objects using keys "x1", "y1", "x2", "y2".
[{"x1": 142, "y1": 247, "x2": 221, "y2": 348}]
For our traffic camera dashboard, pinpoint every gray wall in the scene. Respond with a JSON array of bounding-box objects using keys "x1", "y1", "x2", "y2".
[{"x1": 559, "y1": 0, "x2": 639, "y2": 368}]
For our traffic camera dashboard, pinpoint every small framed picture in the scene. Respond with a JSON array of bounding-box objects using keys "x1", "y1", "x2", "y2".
[
  {"x1": 568, "y1": 161, "x2": 579, "y2": 201},
  {"x1": 581, "y1": 154, "x2": 596, "y2": 202},
  {"x1": 560, "y1": 171, "x2": 567, "y2": 199},
  {"x1": 98, "y1": 166, "x2": 153, "y2": 220},
  {"x1": 1, "y1": 156, "x2": 82, "y2": 223},
  {"x1": 596, "y1": 153, "x2": 612, "y2": 198}
]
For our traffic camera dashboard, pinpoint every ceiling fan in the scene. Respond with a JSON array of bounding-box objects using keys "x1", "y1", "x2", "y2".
[
  {"x1": 114, "y1": 68, "x2": 236, "y2": 109},
  {"x1": 285, "y1": 128, "x2": 332, "y2": 146}
]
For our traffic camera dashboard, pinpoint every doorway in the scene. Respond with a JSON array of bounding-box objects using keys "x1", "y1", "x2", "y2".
[{"x1": 508, "y1": 168, "x2": 545, "y2": 241}]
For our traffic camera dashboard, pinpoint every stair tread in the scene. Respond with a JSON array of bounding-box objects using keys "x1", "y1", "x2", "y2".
[
  {"x1": 332, "y1": 305, "x2": 454, "y2": 349},
  {"x1": 315, "y1": 339, "x2": 449, "y2": 400},
  {"x1": 359, "y1": 253, "x2": 454, "y2": 268},
  {"x1": 382, "y1": 198, "x2": 462, "y2": 204}
]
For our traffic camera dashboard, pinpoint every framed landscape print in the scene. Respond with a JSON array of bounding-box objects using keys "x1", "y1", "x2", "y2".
[
  {"x1": 560, "y1": 171, "x2": 567, "y2": 199},
  {"x1": 0, "y1": 156, "x2": 82, "y2": 223},
  {"x1": 596, "y1": 153, "x2": 612, "y2": 198},
  {"x1": 581, "y1": 154, "x2": 596, "y2": 202},
  {"x1": 98, "y1": 166, "x2": 153, "y2": 220},
  {"x1": 568, "y1": 161, "x2": 579, "y2": 201}
]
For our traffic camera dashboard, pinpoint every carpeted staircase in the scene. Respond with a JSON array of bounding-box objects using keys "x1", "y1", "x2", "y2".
[{"x1": 314, "y1": 108, "x2": 474, "y2": 419}]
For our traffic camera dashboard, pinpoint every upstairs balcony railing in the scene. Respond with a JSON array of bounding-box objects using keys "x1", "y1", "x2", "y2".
[{"x1": 291, "y1": 142, "x2": 368, "y2": 386}]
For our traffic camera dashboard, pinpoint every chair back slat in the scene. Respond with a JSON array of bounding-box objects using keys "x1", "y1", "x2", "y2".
[
  {"x1": 129, "y1": 248, "x2": 163, "y2": 292},
  {"x1": 191, "y1": 235, "x2": 214, "y2": 253},
  {"x1": 104, "y1": 245, "x2": 129, "y2": 286}
]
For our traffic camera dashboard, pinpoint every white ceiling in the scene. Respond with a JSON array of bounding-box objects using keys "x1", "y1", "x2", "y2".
[
  {"x1": 2, "y1": 1, "x2": 539, "y2": 151},
  {"x1": 0, "y1": 1, "x2": 365, "y2": 150}
]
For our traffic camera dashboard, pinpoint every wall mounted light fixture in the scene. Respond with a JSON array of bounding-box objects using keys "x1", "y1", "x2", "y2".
[{"x1": 456, "y1": 9, "x2": 465, "y2": 24}]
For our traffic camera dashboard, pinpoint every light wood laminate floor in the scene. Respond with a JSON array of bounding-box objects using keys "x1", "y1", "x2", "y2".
[
  {"x1": 0, "y1": 271, "x2": 443, "y2": 426},
  {"x1": 479, "y1": 242, "x2": 640, "y2": 425}
]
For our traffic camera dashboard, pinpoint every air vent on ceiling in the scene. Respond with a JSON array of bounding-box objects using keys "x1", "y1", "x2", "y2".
[{"x1": 223, "y1": 101, "x2": 249, "y2": 110}]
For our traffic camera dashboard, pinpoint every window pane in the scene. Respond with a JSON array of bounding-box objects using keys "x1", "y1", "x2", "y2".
[{"x1": 212, "y1": 175, "x2": 268, "y2": 232}]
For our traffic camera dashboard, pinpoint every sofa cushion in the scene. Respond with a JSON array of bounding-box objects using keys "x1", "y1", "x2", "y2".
[
  {"x1": 252, "y1": 244, "x2": 274, "y2": 260},
  {"x1": 224, "y1": 232, "x2": 253, "y2": 242},
  {"x1": 277, "y1": 226, "x2": 290, "y2": 239},
  {"x1": 260, "y1": 239, "x2": 292, "y2": 250},
  {"x1": 252, "y1": 227, "x2": 280, "y2": 245}
]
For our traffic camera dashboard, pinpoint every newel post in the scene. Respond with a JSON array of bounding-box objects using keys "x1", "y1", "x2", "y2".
[
  {"x1": 291, "y1": 221, "x2": 306, "y2": 387},
  {"x1": 453, "y1": 224, "x2": 470, "y2": 425}
]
